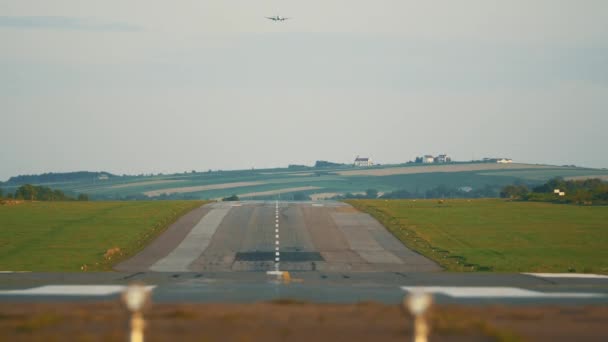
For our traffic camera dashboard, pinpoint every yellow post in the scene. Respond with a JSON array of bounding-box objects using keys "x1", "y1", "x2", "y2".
[
  {"x1": 413, "y1": 314, "x2": 429, "y2": 342},
  {"x1": 130, "y1": 311, "x2": 145, "y2": 342},
  {"x1": 122, "y1": 283, "x2": 151, "y2": 342},
  {"x1": 404, "y1": 292, "x2": 433, "y2": 342},
  {"x1": 282, "y1": 271, "x2": 291, "y2": 284}
]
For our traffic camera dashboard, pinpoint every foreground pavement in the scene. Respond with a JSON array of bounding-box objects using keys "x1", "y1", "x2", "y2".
[
  {"x1": 1, "y1": 201, "x2": 607, "y2": 305},
  {"x1": 1, "y1": 271, "x2": 608, "y2": 305}
]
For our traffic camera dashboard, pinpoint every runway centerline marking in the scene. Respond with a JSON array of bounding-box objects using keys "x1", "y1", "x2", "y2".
[{"x1": 274, "y1": 200, "x2": 281, "y2": 270}]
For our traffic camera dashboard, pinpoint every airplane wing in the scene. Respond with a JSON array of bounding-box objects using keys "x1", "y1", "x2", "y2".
[{"x1": 265, "y1": 17, "x2": 277, "y2": 21}]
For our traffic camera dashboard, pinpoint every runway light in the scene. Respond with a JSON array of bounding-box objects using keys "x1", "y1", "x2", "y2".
[
  {"x1": 404, "y1": 292, "x2": 433, "y2": 342},
  {"x1": 122, "y1": 283, "x2": 152, "y2": 342}
]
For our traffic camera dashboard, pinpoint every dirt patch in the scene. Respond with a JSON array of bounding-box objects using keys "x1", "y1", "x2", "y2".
[
  {"x1": 0, "y1": 200, "x2": 24, "y2": 205},
  {"x1": 238, "y1": 186, "x2": 322, "y2": 198},
  {"x1": 144, "y1": 182, "x2": 265, "y2": 197},
  {"x1": 103, "y1": 247, "x2": 122, "y2": 261},
  {"x1": 337, "y1": 163, "x2": 556, "y2": 177},
  {"x1": 1, "y1": 301, "x2": 606, "y2": 341}
]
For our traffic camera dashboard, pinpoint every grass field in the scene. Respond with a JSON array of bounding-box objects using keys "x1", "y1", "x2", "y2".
[
  {"x1": 347, "y1": 199, "x2": 608, "y2": 273},
  {"x1": 0, "y1": 201, "x2": 205, "y2": 271}
]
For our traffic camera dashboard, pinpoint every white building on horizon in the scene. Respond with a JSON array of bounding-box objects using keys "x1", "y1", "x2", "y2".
[
  {"x1": 422, "y1": 155, "x2": 435, "y2": 163},
  {"x1": 435, "y1": 154, "x2": 451, "y2": 163},
  {"x1": 354, "y1": 156, "x2": 373, "y2": 167}
]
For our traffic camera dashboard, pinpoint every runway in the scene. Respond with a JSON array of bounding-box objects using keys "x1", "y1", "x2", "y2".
[
  {"x1": 115, "y1": 201, "x2": 441, "y2": 273},
  {"x1": 1, "y1": 201, "x2": 607, "y2": 305}
]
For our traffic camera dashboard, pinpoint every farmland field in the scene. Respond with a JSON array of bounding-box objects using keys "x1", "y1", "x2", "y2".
[
  {"x1": 3, "y1": 162, "x2": 608, "y2": 201},
  {"x1": 347, "y1": 199, "x2": 608, "y2": 273},
  {"x1": 0, "y1": 201, "x2": 205, "y2": 271}
]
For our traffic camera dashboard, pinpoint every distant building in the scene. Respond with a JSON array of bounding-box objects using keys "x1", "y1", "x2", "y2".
[
  {"x1": 98, "y1": 174, "x2": 109, "y2": 180},
  {"x1": 354, "y1": 156, "x2": 373, "y2": 167},
  {"x1": 422, "y1": 155, "x2": 435, "y2": 164},
  {"x1": 497, "y1": 158, "x2": 513, "y2": 164},
  {"x1": 434, "y1": 154, "x2": 451, "y2": 163}
]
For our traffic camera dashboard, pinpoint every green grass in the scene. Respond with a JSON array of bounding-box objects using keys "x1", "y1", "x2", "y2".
[
  {"x1": 0, "y1": 201, "x2": 205, "y2": 271},
  {"x1": 347, "y1": 199, "x2": 608, "y2": 273}
]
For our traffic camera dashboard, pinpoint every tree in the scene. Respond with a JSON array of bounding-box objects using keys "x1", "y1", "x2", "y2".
[
  {"x1": 415, "y1": 156, "x2": 423, "y2": 163},
  {"x1": 0, "y1": 188, "x2": 3, "y2": 198},
  {"x1": 77, "y1": 193, "x2": 89, "y2": 201},
  {"x1": 15, "y1": 184, "x2": 37, "y2": 200},
  {"x1": 12, "y1": 184, "x2": 73, "y2": 201},
  {"x1": 571, "y1": 189, "x2": 592, "y2": 204},
  {"x1": 314, "y1": 160, "x2": 344, "y2": 168},
  {"x1": 381, "y1": 189, "x2": 414, "y2": 199},
  {"x1": 365, "y1": 189, "x2": 379, "y2": 199},
  {"x1": 222, "y1": 194, "x2": 239, "y2": 201},
  {"x1": 500, "y1": 185, "x2": 529, "y2": 199},
  {"x1": 293, "y1": 192, "x2": 311, "y2": 201}
]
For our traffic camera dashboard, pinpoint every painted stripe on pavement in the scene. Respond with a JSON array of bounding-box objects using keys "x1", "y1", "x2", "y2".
[
  {"x1": 401, "y1": 286, "x2": 605, "y2": 298},
  {"x1": 523, "y1": 273, "x2": 608, "y2": 279},
  {"x1": 150, "y1": 207, "x2": 230, "y2": 272},
  {"x1": 0, "y1": 285, "x2": 156, "y2": 296}
]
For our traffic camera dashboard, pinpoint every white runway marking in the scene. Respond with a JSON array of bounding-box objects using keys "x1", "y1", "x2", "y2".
[
  {"x1": 150, "y1": 207, "x2": 230, "y2": 272},
  {"x1": 401, "y1": 286, "x2": 606, "y2": 298},
  {"x1": 275, "y1": 200, "x2": 280, "y2": 266},
  {"x1": 0, "y1": 285, "x2": 156, "y2": 296},
  {"x1": 523, "y1": 273, "x2": 608, "y2": 279}
]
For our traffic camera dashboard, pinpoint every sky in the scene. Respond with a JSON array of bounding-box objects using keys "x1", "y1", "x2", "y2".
[{"x1": 1, "y1": 0, "x2": 607, "y2": 180}]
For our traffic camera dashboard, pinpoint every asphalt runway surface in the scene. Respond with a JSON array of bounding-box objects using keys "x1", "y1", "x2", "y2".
[
  {"x1": 1, "y1": 201, "x2": 608, "y2": 305},
  {"x1": 116, "y1": 201, "x2": 441, "y2": 273}
]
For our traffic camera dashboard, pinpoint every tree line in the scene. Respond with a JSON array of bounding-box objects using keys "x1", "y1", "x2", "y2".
[
  {"x1": 500, "y1": 177, "x2": 608, "y2": 205},
  {"x1": 0, "y1": 184, "x2": 88, "y2": 201},
  {"x1": 6, "y1": 171, "x2": 114, "y2": 185}
]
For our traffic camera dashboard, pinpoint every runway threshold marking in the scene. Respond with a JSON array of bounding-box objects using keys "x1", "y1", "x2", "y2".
[
  {"x1": 401, "y1": 286, "x2": 606, "y2": 298},
  {"x1": 0, "y1": 285, "x2": 156, "y2": 297}
]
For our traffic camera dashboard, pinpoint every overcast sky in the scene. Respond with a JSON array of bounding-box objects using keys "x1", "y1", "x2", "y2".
[{"x1": 1, "y1": 1, "x2": 607, "y2": 180}]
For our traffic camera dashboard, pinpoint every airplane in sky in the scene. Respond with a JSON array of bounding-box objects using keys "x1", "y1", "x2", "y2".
[{"x1": 266, "y1": 15, "x2": 290, "y2": 21}]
